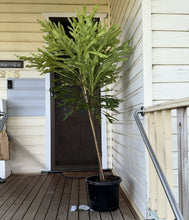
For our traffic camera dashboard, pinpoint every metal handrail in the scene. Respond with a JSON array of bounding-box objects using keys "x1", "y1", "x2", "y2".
[
  {"x1": 134, "y1": 107, "x2": 184, "y2": 220},
  {"x1": 0, "y1": 111, "x2": 7, "y2": 132}
]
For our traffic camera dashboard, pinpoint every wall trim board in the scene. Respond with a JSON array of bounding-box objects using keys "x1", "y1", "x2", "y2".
[
  {"x1": 45, "y1": 73, "x2": 51, "y2": 171},
  {"x1": 142, "y1": 0, "x2": 152, "y2": 107},
  {"x1": 42, "y1": 12, "x2": 107, "y2": 20}
]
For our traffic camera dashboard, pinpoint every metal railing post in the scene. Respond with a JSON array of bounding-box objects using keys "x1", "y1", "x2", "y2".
[{"x1": 134, "y1": 108, "x2": 184, "y2": 220}]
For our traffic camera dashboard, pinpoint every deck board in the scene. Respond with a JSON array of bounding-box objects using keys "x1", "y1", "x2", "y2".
[
  {"x1": 34, "y1": 174, "x2": 59, "y2": 220},
  {"x1": 45, "y1": 176, "x2": 65, "y2": 220},
  {"x1": 0, "y1": 176, "x2": 33, "y2": 218},
  {"x1": 111, "y1": 209, "x2": 124, "y2": 220},
  {"x1": 89, "y1": 211, "x2": 101, "y2": 220},
  {"x1": 0, "y1": 173, "x2": 137, "y2": 220},
  {"x1": 9, "y1": 176, "x2": 40, "y2": 220},
  {"x1": 100, "y1": 212, "x2": 113, "y2": 220},
  {"x1": 67, "y1": 179, "x2": 79, "y2": 220},
  {"x1": 78, "y1": 179, "x2": 89, "y2": 220},
  {"x1": 119, "y1": 192, "x2": 140, "y2": 220},
  {"x1": 12, "y1": 175, "x2": 47, "y2": 220},
  {"x1": 0, "y1": 175, "x2": 24, "y2": 199},
  {"x1": 23, "y1": 174, "x2": 52, "y2": 220},
  {"x1": 0, "y1": 175, "x2": 16, "y2": 190},
  {"x1": 56, "y1": 178, "x2": 72, "y2": 220}
]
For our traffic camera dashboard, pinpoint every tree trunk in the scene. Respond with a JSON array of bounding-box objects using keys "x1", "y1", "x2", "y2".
[
  {"x1": 87, "y1": 109, "x2": 105, "y2": 181},
  {"x1": 82, "y1": 86, "x2": 105, "y2": 181}
]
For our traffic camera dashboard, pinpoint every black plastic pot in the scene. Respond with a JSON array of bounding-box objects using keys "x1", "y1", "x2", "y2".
[{"x1": 85, "y1": 175, "x2": 122, "y2": 212}]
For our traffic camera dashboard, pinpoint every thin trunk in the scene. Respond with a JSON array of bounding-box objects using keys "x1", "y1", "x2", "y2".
[
  {"x1": 87, "y1": 109, "x2": 105, "y2": 181},
  {"x1": 82, "y1": 86, "x2": 105, "y2": 181}
]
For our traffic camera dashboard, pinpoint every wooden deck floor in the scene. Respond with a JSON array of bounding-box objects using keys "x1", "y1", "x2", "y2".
[{"x1": 0, "y1": 173, "x2": 138, "y2": 220}]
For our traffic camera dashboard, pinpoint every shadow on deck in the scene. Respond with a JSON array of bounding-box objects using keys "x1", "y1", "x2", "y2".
[{"x1": 0, "y1": 173, "x2": 139, "y2": 220}]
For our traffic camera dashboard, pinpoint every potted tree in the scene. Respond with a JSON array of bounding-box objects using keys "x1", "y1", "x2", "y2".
[{"x1": 19, "y1": 5, "x2": 132, "y2": 212}]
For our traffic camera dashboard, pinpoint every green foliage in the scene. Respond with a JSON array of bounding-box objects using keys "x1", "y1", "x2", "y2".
[{"x1": 19, "y1": 5, "x2": 132, "y2": 123}]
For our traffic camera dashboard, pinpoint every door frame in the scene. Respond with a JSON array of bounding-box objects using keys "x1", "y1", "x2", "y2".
[{"x1": 43, "y1": 12, "x2": 108, "y2": 171}]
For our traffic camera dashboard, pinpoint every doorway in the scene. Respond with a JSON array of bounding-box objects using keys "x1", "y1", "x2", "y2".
[{"x1": 50, "y1": 17, "x2": 101, "y2": 171}]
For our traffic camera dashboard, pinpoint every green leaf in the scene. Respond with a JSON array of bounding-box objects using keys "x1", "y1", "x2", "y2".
[{"x1": 17, "y1": 5, "x2": 132, "y2": 123}]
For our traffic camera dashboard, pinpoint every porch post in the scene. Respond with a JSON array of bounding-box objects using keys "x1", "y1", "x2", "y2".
[{"x1": 177, "y1": 107, "x2": 189, "y2": 219}]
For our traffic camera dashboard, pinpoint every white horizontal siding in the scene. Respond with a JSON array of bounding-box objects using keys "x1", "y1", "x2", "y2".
[
  {"x1": 112, "y1": 121, "x2": 142, "y2": 141},
  {"x1": 114, "y1": 56, "x2": 143, "y2": 99},
  {"x1": 0, "y1": 78, "x2": 7, "y2": 100},
  {"x1": 151, "y1": 0, "x2": 189, "y2": 216},
  {"x1": 152, "y1": 32, "x2": 189, "y2": 48},
  {"x1": 113, "y1": 144, "x2": 146, "y2": 184},
  {"x1": 0, "y1": 4, "x2": 108, "y2": 14},
  {"x1": 110, "y1": 0, "x2": 146, "y2": 218},
  {"x1": 0, "y1": 23, "x2": 41, "y2": 32},
  {"x1": 7, "y1": 117, "x2": 46, "y2": 173},
  {"x1": 0, "y1": 33, "x2": 43, "y2": 42},
  {"x1": 151, "y1": 0, "x2": 189, "y2": 100},
  {"x1": 113, "y1": 154, "x2": 147, "y2": 215},
  {"x1": 116, "y1": 89, "x2": 144, "y2": 113},
  {"x1": 0, "y1": 0, "x2": 108, "y2": 4},
  {"x1": 152, "y1": 14, "x2": 189, "y2": 31},
  {"x1": 153, "y1": 48, "x2": 189, "y2": 65},
  {"x1": 0, "y1": 13, "x2": 43, "y2": 23},
  {"x1": 153, "y1": 83, "x2": 189, "y2": 100},
  {"x1": 7, "y1": 78, "x2": 45, "y2": 117},
  {"x1": 112, "y1": 132, "x2": 145, "y2": 158},
  {"x1": 114, "y1": 73, "x2": 143, "y2": 100},
  {"x1": 151, "y1": 0, "x2": 189, "y2": 14},
  {"x1": 153, "y1": 66, "x2": 189, "y2": 83},
  {"x1": 0, "y1": 42, "x2": 44, "y2": 52}
]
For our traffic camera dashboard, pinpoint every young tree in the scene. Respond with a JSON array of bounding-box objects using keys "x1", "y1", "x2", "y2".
[{"x1": 19, "y1": 5, "x2": 132, "y2": 181}]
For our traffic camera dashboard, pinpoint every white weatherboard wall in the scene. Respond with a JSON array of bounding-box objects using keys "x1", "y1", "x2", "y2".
[
  {"x1": 151, "y1": 0, "x2": 189, "y2": 102},
  {"x1": 151, "y1": 0, "x2": 189, "y2": 206},
  {"x1": 109, "y1": 0, "x2": 189, "y2": 218},
  {"x1": 7, "y1": 79, "x2": 46, "y2": 173},
  {"x1": 0, "y1": 1, "x2": 109, "y2": 173},
  {"x1": 109, "y1": 0, "x2": 147, "y2": 218}
]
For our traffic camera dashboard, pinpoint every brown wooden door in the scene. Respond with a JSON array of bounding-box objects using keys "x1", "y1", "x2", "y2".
[
  {"x1": 50, "y1": 17, "x2": 101, "y2": 171},
  {"x1": 52, "y1": 104, "x2": 101, "y2": 170}
]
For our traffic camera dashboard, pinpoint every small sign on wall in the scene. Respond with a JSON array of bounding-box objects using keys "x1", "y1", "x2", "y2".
[
  {"x1": 0, "y1": 60, "x2": 24, "y2": 68},
  {"x1": 0, "y1": 60, "x2": 23, "y2": 78}
]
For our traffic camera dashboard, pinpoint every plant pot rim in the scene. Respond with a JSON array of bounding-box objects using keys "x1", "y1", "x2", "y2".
[{"x1": 85, "y1": 174, "x2": 122, "y2": 186}]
